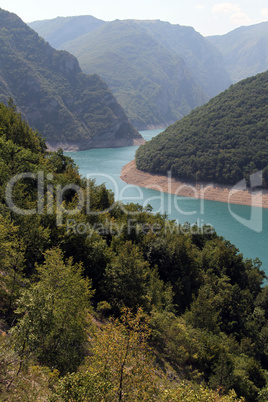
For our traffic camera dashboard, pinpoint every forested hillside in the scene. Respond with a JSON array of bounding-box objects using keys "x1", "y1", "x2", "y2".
[
  {"x1": 1, "y1": 103, "x2": 268, "y2": 401},
  {"x1": 136, "y1": 70, "x2": 268, "y2": 187},
  {"x1": 0, "y1": 9, "x2": 141, "y2": 150},
  {"x1": 30, "y1": 17, "x2": 231, "y2": 129},
  {"x1": 208, "y1": 22, "x2": 268, "y2": 83}
]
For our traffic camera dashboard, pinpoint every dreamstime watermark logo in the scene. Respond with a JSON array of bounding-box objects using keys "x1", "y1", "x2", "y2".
[{"x1": 4, "y1": 169, "x2": 264, "y2": 233}]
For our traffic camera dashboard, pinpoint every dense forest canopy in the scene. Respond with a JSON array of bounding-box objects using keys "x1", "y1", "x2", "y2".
[
  {"x1": 1, "y1": 103, "x2": 268, "y2": 401},
  {"x1": 136, "y1": 70, "x2": 268, "y2": 187}
]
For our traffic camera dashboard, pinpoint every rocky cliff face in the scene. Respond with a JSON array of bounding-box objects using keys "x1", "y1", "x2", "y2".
[{"x1": 0, "y1": 9, "x2": 142, "y2": 150}]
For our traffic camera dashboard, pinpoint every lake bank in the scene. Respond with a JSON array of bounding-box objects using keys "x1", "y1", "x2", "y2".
[
  {"x1": 65, "y1": 129, "x2": 268, "y2": 271},
  {"x1": 121, "y1": 160, "x2": 268, "y2": 209},
  {"x1": 46, "y1": 137, "x2": 145, "y2": 152}
]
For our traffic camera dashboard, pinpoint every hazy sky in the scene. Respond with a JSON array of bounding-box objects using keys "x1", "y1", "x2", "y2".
[{"x1": 1, "y1": 0, "x2": 268, "y2": 36}]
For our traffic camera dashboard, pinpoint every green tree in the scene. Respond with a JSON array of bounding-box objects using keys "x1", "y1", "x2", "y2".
[
  {"x1": 102, "y1": 241, "x2": 173, "y2": 313},
  {"x1": 0, "y1": 215, "x2": 25, "y2": 322},
  {"x1": 11, "y1": 248, "x2": 93, "y2": 374}
]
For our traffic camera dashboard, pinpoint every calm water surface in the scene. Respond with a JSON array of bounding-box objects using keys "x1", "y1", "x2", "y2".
[{"x1": 65, "y1": 129, "x2": 268, "y2": 275}]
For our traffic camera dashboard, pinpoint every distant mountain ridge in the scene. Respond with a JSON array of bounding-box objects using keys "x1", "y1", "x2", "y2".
[
  {"x1": 29, "y1": 17, "x2": 231, "y2": 130},
  {"x1": 207, "y1": 21, "x2": 268, "y2": 83},
  {"x1": 0, "y1": 9, "x2": 142, "y2": 150},
  {"x1": 29, "y1": 15, "x2": 106, "y2": 49},
  {"x1": 134, "y1": 20, "x2": 230, "y2": 98}
]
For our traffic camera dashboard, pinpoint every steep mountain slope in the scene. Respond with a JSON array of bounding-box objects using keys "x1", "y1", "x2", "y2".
[
  {"x1": 30, "y1": 17, "x2": 231, "y2": 130},
  {"x1": 0, "y1": 9, "x2": 142, "y2": 150},
  {"x1": 135, "y1": 20, "x2": 231, "y2": 98},
  {"x1": 208, "y1": 22, "x2": 268, "y2": 83},
  {"x1": 29, "y1": 15, "x2": 106, "y2": 49},
  {"x1": 63, "y1": 20, "x2": 209, "y2": 129},
  {"x1": 135, "y1": 70, "x2": 268, "y2": 187}
]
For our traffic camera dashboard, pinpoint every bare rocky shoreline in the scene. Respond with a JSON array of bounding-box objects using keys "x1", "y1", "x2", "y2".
[
  {"x1": 46, "y1": 137, "x2": 145, "y2": 152},
  {"x1": 121, "y1": 160, "x2": 268, "y2": 209}
]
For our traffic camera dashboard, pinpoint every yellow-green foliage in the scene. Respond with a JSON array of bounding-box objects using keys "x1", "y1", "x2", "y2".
[
  {"x1": 50, "y1": 309, "x2": 244, "y2": 402},
  {"x1": 163, "y1": 382, "x2": 245, "y2": 401}
]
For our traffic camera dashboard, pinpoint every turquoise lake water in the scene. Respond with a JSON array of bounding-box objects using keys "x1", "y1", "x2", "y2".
[{"x1": 65, "y1": 129, "x2": 268, "y2": 275}]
